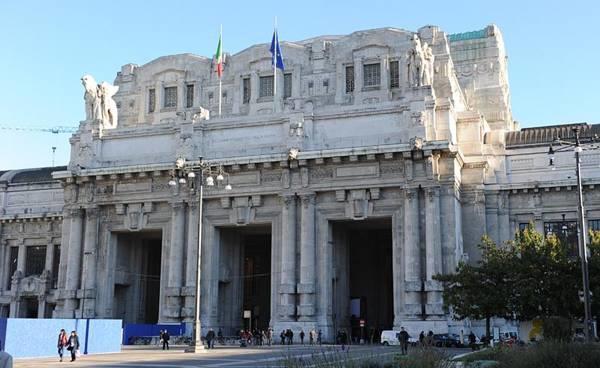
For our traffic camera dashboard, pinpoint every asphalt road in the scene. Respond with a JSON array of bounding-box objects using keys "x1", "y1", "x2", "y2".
[{"x1": 14, "y1": 344, "x2": 469, "y2": 367}]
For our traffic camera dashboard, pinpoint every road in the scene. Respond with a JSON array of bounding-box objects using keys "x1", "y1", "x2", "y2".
[{"x1": 14, "y1": 344, "x2": 469, "y2": 367}]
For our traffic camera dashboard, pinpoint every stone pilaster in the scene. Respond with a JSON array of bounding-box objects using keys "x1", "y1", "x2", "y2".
[
  {"x1": 81, "y1": 206, "x2": 99, "y2": 318},
  {"x1": 298, "y1": 193, "x2": 316, "y2": 320},
  {"x1": 183, "y1": 201, "x2": 200, "y2": 321},
  {"x1": 166, "y1": 201, "x2": 186, "y2": 319},
  {"x1": 425, "y1": 187, "x2": 443, "y2": 317},
  {"x1": 279, "y1": 194, "x2": 297, "y2": 320},
  {"x1": 403, "y1": 188, "x2": 421, "y2": 317},
  {"x1": 64, "y1": 208, "x2": 84, "y2": 316}
]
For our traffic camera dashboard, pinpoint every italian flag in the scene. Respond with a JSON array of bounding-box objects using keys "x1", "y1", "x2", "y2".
[{"x1": 215, "y1": 32, "x2": 223, "y2": 78}]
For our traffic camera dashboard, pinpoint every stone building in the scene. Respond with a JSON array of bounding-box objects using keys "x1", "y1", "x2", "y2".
[{"x1": 0, "y1": 24, "x2": 596, "y2": 339}]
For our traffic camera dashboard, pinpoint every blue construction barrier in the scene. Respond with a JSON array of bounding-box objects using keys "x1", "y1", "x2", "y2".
[
  {"x1": 0, "y1": 318, "x2": 121, "y2": 358},
  {"x1": 122, "y1": 322, "x2": 185, "y2": 345}
]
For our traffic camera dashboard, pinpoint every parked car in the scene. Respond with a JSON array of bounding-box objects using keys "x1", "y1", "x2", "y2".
[
  {"x1": 433, "y1": 333, "x2": 463, "y2": 347},
  {"x1": 380, "y1": 330, "x2": 419, "y2": 346}
]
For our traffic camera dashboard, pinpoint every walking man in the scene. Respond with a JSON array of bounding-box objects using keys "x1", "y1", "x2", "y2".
[
  {"x1": 398, "y1": 327, "x2": 410, "y2": 355},
  {"x1": 299, "y1": 329, "x2": 305, "y2": 345},
  {"x1": 206, "y1": 328, "x2": 216, "y2": 349},
  {"x1": 67, "y1": 331, "x2": 80, "y2": 362}
]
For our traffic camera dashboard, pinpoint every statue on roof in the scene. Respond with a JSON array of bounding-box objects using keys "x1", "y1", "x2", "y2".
[
  {"x1": 81, "y1": 75, "x2": 120, "y2": 131},
  {"x1": 407, "y1": 35, "x2": 429, "y2": 87}
]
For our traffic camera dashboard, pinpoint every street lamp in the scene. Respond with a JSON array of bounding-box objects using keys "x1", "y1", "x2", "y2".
[
  {"x1": 168, "y1": 157, "x2": 232, "y2": 352},
  {"x1": 547, "y1": 125, "x2": 596, "y2": 342}
]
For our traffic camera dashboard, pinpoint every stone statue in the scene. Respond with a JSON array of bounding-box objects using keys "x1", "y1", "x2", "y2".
[
  {"x1": 100, "y1": 82, "x2": 119, "y2": 129},
  {"x1": 407, "y1": 35, "x2": 425, "y2": 87},
  {"x1": 81, "y1": 75, "x2": 101, "y2": 121},
  {"x1": 421, "y1": 42, "x2": 434, "y2": 86},
  {"x1": 81, "y1": 75, "x2": 120, "y2": 130}
]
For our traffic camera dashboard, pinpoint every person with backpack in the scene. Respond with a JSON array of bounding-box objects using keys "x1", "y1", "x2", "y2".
[{"x1": 67, "y1": 331, "x2": 80, "y2": 362}]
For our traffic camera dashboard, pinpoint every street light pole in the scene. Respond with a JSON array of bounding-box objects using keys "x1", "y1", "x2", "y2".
[
  {"x1": 573, "y1": 132, "x2": 594, "y2": 343},
  {"x1": 169, "y1": 158, "x2": 231, "y2": 353},
  {"x1": 193, "y1": 176, "x2": 204, "y2": 352},
  {"x1": 549, "y1": 126, "x2": 595, "y2": 342}
]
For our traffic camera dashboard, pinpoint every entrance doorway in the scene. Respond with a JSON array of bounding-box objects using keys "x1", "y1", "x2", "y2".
[
  {"x1": 21, "y1": 298, "x2": 38, "y2": 318},
  {"x1": 332, "y1": 218, "x2": 393, "y2": 343},
  {"x1": 217, "y1": 225, "x2": 271, "y2": 335},
  {"x1": 113, "y1": 231, "x2": 162, "y2": 324}
]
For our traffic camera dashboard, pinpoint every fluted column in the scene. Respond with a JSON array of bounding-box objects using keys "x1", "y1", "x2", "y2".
[
  {"x1": 279, "y1": 194, "x2": 297, "y2": 320},
  {"x1": 403, "y1": 188, "x2": 421, "y2": 317},
  {"x1": 425, "y1": 187, "x2": 443, "y2": 316},
  {"x1": 298, "y1": 193, "x2": 316, "y2": 320},
  {"x1": 166, "y1": 201, "x2": 186, "y2": 319},
  {"x1": 64, "y1": 208, "x2": 84, "y2": 315}
]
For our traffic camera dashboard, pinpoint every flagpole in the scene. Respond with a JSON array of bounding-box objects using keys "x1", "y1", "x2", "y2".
[
  {"x1": 273, "y1": 17, "x2": 277, "y2": 112},
  {"x1": 219, "y1": 24, "x2": 223, "y2": 117}
]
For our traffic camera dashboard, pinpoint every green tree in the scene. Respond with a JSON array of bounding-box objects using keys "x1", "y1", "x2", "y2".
[
  {"x1": 434, "y1": 236, "x2": 514, "y2": 338},
  {"x1": 509, "y1": 223, "x2": 580, "y2": 322}
]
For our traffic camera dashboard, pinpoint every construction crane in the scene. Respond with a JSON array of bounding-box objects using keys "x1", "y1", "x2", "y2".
[{"x1": 0, "y1": 125, "x2": 78, "y2": 134}]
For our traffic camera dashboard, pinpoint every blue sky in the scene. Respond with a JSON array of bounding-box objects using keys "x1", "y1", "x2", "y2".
[{"x1": 0, "y1": 0, "x2": 598, "y2": 170}]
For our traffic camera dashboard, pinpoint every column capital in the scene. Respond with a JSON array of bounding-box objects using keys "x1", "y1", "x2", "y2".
[
  {"x1": 425, "y1": 186, "x2": 440, "y2": 200},
  {"x1": 404, "y1": 187, "x2": 418, "y2": 200},
  {"x1": 171, "y1": 201, "x2": 186, "y2": 210},
  {"x1": 85, "y1": 206, "x2": 99, "y2": 219},
  {"x1": 280, "y1": 194, "x2": 296, "y2": 208},
  {"x1": 300, "y1": 193, "x2": 316, "y2": 208},
  {"x1": 68, "y1": 207, "x2": 84, "y2": 218}
]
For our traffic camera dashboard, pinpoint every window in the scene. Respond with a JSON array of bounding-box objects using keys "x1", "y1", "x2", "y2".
[
  {"x1": 208, "y1": 92, "x2": 214, "y2": 105},
  {"x1": 345, "y1": 65, "x2": 354, "y2": 93},
  {"x1": 25, "y1": 245, "x2": 46, "y2": 277},
  {"x1": 242, "y1": 77, "x2": 251, "y2": 104},
  {"x1": 259, "y1": 76, "x2": 274, "y2": 98},
  {"x1": 390, "y1": 60, "x2": 399, "y2": 88},
  {"x1": 589, "y1": 220, "x2": 600, "y2": 232},
  {"x1": 7, "y1": 247, "x2": 18, "y2": 290},
  {"x1": 148, "y1": 89, "x2": 155, "y2": 113},
  {"x1": 186, "y1": 84, "x2": 194, "y2": 108},
  {"x1": 363, "y1": 63, "x2": 381, "y2": 88},
  {"x1": 283, "y1": 73, "x2": 292, "y2": 99},
  {"x1": 518, "y1": 223, "x2": 529, "y2": 232},
  {"x1": 52, "y1": 245, "x2": 60, "y2": 289},
  {"x1": 544, "y1": 221, "x2": 578, "y2": 255},
  {"x1": 164, "y1": 86, "x2": 177, "y2": 108}
]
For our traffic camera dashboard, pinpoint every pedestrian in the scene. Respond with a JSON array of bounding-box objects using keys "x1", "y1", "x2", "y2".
[
  {"x1": 67, "y1": 330, "x2": 80, "y2": 362},
  {"x1": 427, "y1": 330, "x2": 434, "y2": 346},
  {"x1": 398, "y1": 327, "x2": 409, "y2": 355},
  {"x1": 267, "y1": 328, "x2": 273, "y2": 346},
  {"x1": 57, "y1": 328, "x2": 68, "y2": 362},
  {"x1": 206, "y1": 328, "x2": 215, "y2": 349},
  {"x1": 419, "y1": 331, "x2": 425, "y2": 346},
  {"x1": 309, "y1": 329, "x2": 315, "y2": 345},
  {"x1": 469, "y1": 332, "x2": 477, "y2": 351},
  {"x1": 299, "y1": 329, "x2": 305, "y2": 345},
  {"x1": 280, "y1": 330, "x2": 286, "y2": 345},
  {"x1": 162, "y1": 330, "x2": 170, "y2": 350},
  {"x1": 318, "y1": 329, "x2": 322, "y2": 345}
]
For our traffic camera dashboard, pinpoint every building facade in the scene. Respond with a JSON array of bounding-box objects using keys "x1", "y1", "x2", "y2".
[{"x1": 0, "y1": 24, "x2": 596, "y2": 339}]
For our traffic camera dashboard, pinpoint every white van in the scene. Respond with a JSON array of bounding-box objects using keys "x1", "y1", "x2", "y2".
[
  {"x1": 380, "y1": 330, "x2": 400, "y2": 346},
  {"x1": 380, "y1": 330, "x2": 418, "y2": 346}
]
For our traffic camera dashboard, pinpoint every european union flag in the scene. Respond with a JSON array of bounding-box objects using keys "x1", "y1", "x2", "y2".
[{"x1": 270, "y1": 29, "x2": 285, "y2": 70}]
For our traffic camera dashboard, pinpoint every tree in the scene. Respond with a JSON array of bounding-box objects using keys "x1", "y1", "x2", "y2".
[
  {"x1": 434, "y1": 236, "x2": 514, "y2": 338},
  {"x1": 509, "y1": 224, "x2": 580, "y2": 322}
]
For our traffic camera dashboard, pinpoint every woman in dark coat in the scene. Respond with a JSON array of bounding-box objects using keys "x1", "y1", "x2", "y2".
[{"x1": 67, "y1": 330, "x2": 80, "y2": 362}]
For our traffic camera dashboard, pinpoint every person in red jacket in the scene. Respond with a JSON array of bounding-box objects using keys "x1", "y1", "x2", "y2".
[{"x1": 57, "y1": 329, "x2": 68, "y2": 362}]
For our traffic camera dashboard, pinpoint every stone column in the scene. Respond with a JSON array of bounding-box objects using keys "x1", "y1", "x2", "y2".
[
  {"x1": 64, "y1": 208, "x2": 84, "y2": 315},
  {"x1": 403, "y1": 188, "x2": 421, "y2": 317},
  {"x1": 0, "y1": 240, "x2": 5, "y2": 292},
  {"x1": 81, "y1": 206, "x2": 99, "y2": 318},
  {"x1": 425, "y1": 187, "x2": 443, "y2": 317},
  {"x1": 298, "y1": 193, "x2": 316, "y2": 320},
  {"x1": 183, "y1": 201, "x2": 200, "y2": 321},
  {"x1": 166, "y1": 201, "x2": 186, "y2": 319},
  {"x1": 279, "y1": 195, "x2": 297, "y2": 320}
]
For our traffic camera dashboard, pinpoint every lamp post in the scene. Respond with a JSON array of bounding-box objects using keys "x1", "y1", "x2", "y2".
[
  {"x1": 548, "y1": 125, "x2": 596, "y2": 342},
  {"x1": 168, "y1": 157, "x2": 231, "y2": 352}
]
